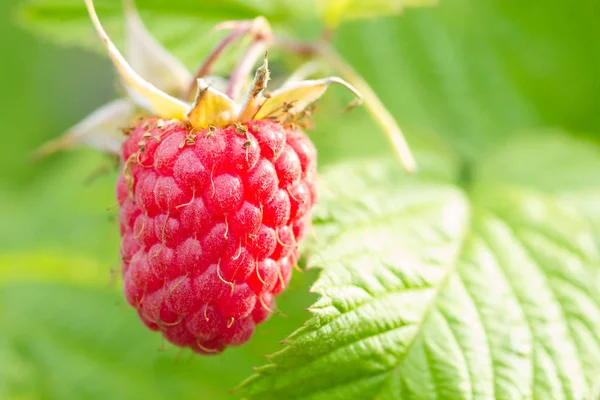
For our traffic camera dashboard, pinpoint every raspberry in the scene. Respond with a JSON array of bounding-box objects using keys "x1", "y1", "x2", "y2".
[
  {"x1": 66, "y1": 0, "x2": 364, "y2": 355},
  {"x1": 118, "y1": 118, "x2": 317, "y2": 354}
]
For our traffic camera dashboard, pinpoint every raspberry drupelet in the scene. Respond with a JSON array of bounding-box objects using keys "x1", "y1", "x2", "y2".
[{"x1": 118, "y1": 119, "x2": 317, "y2": 353}]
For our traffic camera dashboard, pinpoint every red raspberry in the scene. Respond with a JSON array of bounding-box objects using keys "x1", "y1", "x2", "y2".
[{"x1": 117, "y1": 118, "x2": 317, "y2": 354}]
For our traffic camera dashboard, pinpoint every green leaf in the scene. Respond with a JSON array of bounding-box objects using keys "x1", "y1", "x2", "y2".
[
  {"x1": 329, "y1": 0, "x2": 600, "y2": 162},
  {"x1": 316, "y1": 0, "x2": 437, "y2": 28},
  {"x1": 238, "y1": 131, "x2": 600, "y2": 399}
]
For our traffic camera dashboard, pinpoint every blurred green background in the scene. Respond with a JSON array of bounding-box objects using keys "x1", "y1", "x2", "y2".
[{"x1": 1, "y1": 0, "x2": 599, "y2": 398}]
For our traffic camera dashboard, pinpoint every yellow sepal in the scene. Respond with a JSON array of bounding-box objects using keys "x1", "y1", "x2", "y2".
[
  {"x1": 185, "y1": 79, "x2": 238, "y2": 128},
  {"x1": 84, "y1": 0, "x2": 188, "y2": 120}
]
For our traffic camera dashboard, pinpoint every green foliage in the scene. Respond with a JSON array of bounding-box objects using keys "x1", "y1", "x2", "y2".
[
  {"x1": 0, "y1": 263, "x2": 318, "y2": 400},
  {"x1": 0, "y1": 151, "x2": 119, "y2": 263},
  {"x1": 17, "y1": 0, "x2": 600, "y2": 160},
  {"x1": 3, "y1": 0, "x2": 600, "y2": 399},
  {"x1": 317, "y1": 0, "x2": 437, "y2": 28},
  {"x1": 17, "y1": 0, "x2": 313, "y2": 69},
  {"x1": 0, "y1": 283, "x2": 260, "y2": 400},
  {"x1": 330, "y1": 0, "x2": 600, "y2": 162},
  {"x1": 239, "y1": 133, "x2": 600, "y2": 399},
  {"x1": 0, "y1": 252, "x2": 108, "y2": 286}
]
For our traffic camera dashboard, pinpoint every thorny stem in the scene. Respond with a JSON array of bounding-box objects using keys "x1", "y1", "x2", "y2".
[{"x1": 274, "y1": 39, "x2": 417, "y2": 173}]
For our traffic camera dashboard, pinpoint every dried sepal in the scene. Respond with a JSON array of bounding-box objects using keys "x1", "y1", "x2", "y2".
[
  {"x1": 32, "y1": 99, "x2": 135, "y2": 159},
  {"x1": 124, "y1": 0, "x2": 192, "y2": 97},
  {"x1": 254, "y1": 77, "x2": 361, "y2": 121},
  {"x1": 224, "y1": 18, "x2": 272, "y2": 102},
  {"x1": 84, "y1": 0, "x2": 188, "y2": 120},
  {"x1": 185, "y1": 79, "x2": 238, "y2": 128},
  {"x1": 237, "y1": 54, "x2": 270, "y2": 122}
]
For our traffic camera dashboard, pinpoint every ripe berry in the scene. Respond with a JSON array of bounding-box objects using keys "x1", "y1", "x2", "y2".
[
  {"x1": 118, "y1": 118, "x2": 317, "y2": 354},
  {"x1": 63, "y1": 0, "x2": 363, "y2": 355}
]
